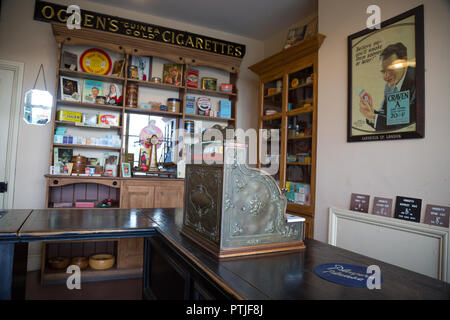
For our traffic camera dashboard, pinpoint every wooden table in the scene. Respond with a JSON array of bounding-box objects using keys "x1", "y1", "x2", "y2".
[{"x1": 1, "y1": 208, "x2": 449, "y2": 300}]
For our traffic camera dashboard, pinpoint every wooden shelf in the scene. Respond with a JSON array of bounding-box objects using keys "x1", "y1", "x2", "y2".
[
  {"x1": 288, "y1": 82, "x2": 313, "y2": 91},
  {"x1": 45, "y1": 174, "x2": 119, "y2": 180},
  {"x1": 184, "y1": 114, "x2": 235, "y2": 122},
  {"x1": 262, "y1": 113, "x2": 282, "y2": 121},
  {"x1": 53, "y1": 143, "x2": 121, "y2": 151},
  {"x1": 42, "y1": 266, "x2": 142, "y2": 285},
  {"x1": 127, "y1": 78, "x2": 183, "y2": 91},
  {"x1": 55, "y1": 120, "x2": 122, "y2": 130},
  {"x1": 286, "y1": 162, "x2": 311, "y2": 166},
  {"x1": 125, "y1": 107, "x2": 182, "y2": 117},
  {"x1": 288, "y1": 135, "x2": 313, "y2": 140},
  {"x1": 287, "y1": 106, "x2": 314, "y2": 117},
  {"x1": 264, "y1": 91, "x2": 282, "y2": 99},
  {"x1": 287, "y1": 203, "x2": 313, "y2": 215},
  {"x1": 56, "y1": 100, "x2": 124, "y2": 112},
  {"x1": 59, "y1": 68, "x2": 125, "y2": 83},
  {"x1": 186, "y1": 87, "x2": 236, "y2": 98}
]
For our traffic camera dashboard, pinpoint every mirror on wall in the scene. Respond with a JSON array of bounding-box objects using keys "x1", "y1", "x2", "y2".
[{"x1": 23, "y1": 89, "x2": 53, "y2": 125}]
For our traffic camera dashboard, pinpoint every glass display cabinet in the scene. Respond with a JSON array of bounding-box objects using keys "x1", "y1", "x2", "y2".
[{"x1": 249, "y1": 34, "x2": 325, "y2": 238}]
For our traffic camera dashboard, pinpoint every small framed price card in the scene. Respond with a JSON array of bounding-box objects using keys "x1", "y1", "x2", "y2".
[
  {"x1": 394, "y1": 196, "x2": 422, "y2": 223},
  {"x1": 372, "y1": 197, "x2": 393, "y2": 217},
  {"x1": 350, "y1": 193, "x2": 370, "y2": 213},
  {"x1": 424, "y1": 204, "x2": 449, "y2": 228}
]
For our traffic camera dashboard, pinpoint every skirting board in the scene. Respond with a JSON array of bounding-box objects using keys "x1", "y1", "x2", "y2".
[{"x1": 328, "y1": 207, "x2": 449, "y2": 282}]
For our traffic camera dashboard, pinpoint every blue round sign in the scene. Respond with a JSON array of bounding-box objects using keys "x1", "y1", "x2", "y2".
[{"x1": 314, "y1": 263, "x2": 374, "y2": 287}]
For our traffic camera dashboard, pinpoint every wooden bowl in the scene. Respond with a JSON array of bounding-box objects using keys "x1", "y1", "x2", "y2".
[
  {"x1": 89, "y1": 254, "x2": 115, "y2": 270},
  {"x1": 48, "y1": 257, "x2": 70, "y2": 270},
  {"x1": 71, "y1": 256, "x2": 88, "y2": 270}
]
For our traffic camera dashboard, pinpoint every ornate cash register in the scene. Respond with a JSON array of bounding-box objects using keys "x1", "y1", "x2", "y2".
[{"x1": 182, "y1": 126, "x2": 305, "y2": 258}]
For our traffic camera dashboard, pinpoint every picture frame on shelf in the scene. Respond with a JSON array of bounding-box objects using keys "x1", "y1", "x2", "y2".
[
  {"x1": 163, "y1": 63, "x2": 183, "y2": 86},
  {"x1": 82, "y1": 79, "x2": 104, "y2": 104},
  {"x1": 111, "y1": 59, "x2": 125, "y2": 77},
  {"x1": 347, "y1": 5, "x2": 424, "y2": 142},
  {"x1": 104, "y1": 83, "x2": 123, "y2": 106},
  {"x1": 60, "y1": 51, "x2": 78, "y2": 70},
  {"x1": 131, "y1": 55, "x2": 150, "y2": 81},
  {"x1": 284, "y1": 26, "x2": 306, "y2": 49},
  {"x1": 60, "y1": 76, "x2": 82, "y2": 102},
  {"x1": 121, "y1": 162, "x2": 132, "y2": 178}
]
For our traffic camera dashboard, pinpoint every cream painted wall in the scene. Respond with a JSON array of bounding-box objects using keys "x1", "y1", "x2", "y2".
[
  {"x1": 0, "y1": 0, "x2": 264, "y2": 210},
  {"x1": 316, "y1": 0, "x2": 450, "y2": 242}
]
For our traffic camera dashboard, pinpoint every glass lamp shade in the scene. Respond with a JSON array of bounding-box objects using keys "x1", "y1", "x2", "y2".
[{"x1": 23, "y1": 89, "x2": 53, "y2": 125}]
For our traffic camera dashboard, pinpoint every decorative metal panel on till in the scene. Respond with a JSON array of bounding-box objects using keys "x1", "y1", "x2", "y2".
[{"x1": 182, "y1": 136, "x2": 305, "y2": 259}]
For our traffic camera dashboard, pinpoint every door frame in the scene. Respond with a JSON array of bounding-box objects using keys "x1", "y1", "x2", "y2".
[{"x1": 0, "y1": 59, "x2": 24, "y2": 209}]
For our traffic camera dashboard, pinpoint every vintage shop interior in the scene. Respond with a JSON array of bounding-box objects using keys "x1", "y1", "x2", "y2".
[{"x1": 0, "y1": 0, "x2": 449, "y2": 300}]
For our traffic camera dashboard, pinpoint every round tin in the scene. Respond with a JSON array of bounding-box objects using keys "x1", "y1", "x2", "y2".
[
  {"x1": 128, "y1": 65, "x2": 139, "y2": 79},
  {"x1": 167, "y1": 98, "x2": 180, "y2": 113},
  {"x1": 95, "y1": 96, "x2": 106, "y2": 104},
  {"x1": 184, "y1": 120, "x2": 195, "y2": 133},
  {"x1": 125, "y1": 83, "x2": 138, "y2": 108}
]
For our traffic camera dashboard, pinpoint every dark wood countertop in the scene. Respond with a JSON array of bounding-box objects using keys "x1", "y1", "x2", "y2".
[
  {"x1": 1, "y1": 208, "x2": 449, "y2": 299},
  {"x1": 141, "y1": 208, "x2": 450, "y2": 300},
  {"x1": 0, "y1": 210, "x2": 33, "y2": 241},
  {"x1": 18, "y1": 209, "x2": 158, "y2": 241}
]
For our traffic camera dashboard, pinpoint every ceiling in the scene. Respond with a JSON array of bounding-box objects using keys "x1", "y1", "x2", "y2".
[{"x1": 88, "y1": 0, "x2": 317, "y2": 40}]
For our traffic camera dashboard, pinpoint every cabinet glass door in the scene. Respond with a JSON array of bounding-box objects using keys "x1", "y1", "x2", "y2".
[
  {"x1": 263, "y1": 77, "x2": 283, "y2": 118},
  {"x1": 287, "y1": 66, "x2": 314, "y2": 113},
  {"x1": 260, "y1": 117, "x2": 281, "y2": 185},
  {"x1": 285, "y1": 65, "x2": 315, "y2": 208}
]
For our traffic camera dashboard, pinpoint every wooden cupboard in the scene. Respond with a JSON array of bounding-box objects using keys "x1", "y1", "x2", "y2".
[
  {"x1": 120, "y1": 179, "x2": 184, "y2": 209},
  {"x1": 249, "y1": 34, "x2": 325, "y2": 238}
]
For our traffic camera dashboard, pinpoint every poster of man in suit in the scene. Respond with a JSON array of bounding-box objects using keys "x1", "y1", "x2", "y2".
[{"x1": 348, "y1": 6, "x2": 424, "y2": 142}]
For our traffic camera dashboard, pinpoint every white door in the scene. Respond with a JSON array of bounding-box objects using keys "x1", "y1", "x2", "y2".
[{"x1": 0, "y1": 60, "x2": 23, "y2": 209}]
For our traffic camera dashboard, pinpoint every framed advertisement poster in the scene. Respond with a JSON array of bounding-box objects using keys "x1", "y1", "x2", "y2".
[{"x1": 348, "y1": 6, "x2": 424, "y2": 142}]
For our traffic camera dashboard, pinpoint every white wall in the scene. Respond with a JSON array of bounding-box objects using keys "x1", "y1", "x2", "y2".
[
  {"x1": 316, "y1": 0, "x2": 450, "y2": 242},
  {"x1": 0, "y1": 0, "x2": 264, "y2": 209}
]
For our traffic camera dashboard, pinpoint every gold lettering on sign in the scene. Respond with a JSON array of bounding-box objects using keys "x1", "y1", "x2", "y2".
[
  {"x1": 212, "y1": 41, "x2": 219, "y2": 53},
  {"x1": 205, "y1": 39, "x2": 211, "y2": 51},
  {"x1": 186, "y1": 35, "x2": 194, "y2": 48},
  {"x1": 176, "y1": 34, "x2": 185, "y2": 45},
  {"x1": 195, "y1": 37, "x2": 204, "y2": 49},
  {"x1": 41, "y1": 5, "x2": 55, "y2": 19},
  {"x1": 218, "y1": 42, "x2": 226, "y2": 54},
  {"x1": 162, "y1": 31, "x2": 171, "y2": 43},
  {"x1": 227, "y1": 44, "x2": 234, "y2": 56},
  {"x1": 234, "y1": 46, "x2": 243, "y2": 57},
  {"x1": 96, "y1": 16, "x2": 106, "y2": 30},
  {"x1": 83, "y1": 14, "x2": 94, "y2": 27},
  {"x1": 109, "y1": 19, "x2": 119, "y2": 32},
  {"x1": 56, "y1": 9, "x2": 67, "y2": 23}
]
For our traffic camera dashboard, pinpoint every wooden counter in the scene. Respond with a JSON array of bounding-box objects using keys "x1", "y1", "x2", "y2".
[
  {"x1": 1, "y1": 208, "x2": 449, "y2": 300},
  {"x1": 141, "y1": 208, "x2": 450, "y2": 300}
]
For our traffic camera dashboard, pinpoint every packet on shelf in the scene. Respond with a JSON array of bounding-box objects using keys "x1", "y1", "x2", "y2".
[{"x1": 98, "y1": 114, "x2": 120, "y2": 126}]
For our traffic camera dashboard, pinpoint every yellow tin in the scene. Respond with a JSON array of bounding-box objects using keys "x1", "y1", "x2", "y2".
[{"x1": 57, "y1": 110, "x2": 82, "y2": 122}]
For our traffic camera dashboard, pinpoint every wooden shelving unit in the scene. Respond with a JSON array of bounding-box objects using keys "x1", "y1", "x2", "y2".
[
  {"x1": 249, "y1": 34, "x2": 325, "y2": 238},
  {"x1": 43, "y1": 23, "x2": 242, "y2": 284}
]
